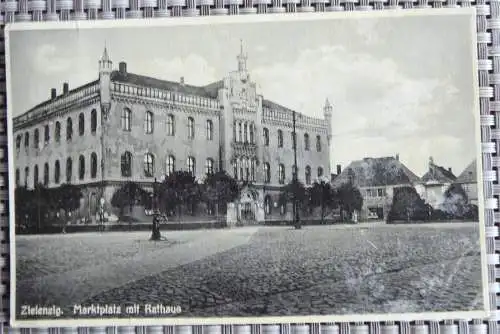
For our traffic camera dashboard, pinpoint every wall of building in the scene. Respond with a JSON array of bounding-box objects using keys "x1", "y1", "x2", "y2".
[
  {"x1": 104, "y1": 99, "x2": 221, "y2": 183},
  {"x1": 14, "y1": 100, "x2": 102, "y2": 189}
]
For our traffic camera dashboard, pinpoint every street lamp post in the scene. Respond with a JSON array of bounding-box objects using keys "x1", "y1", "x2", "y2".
[
  {"x1": 99, "y1": 197, "x2": 105, "y2": 232},
  {"x1": 292, "y1": 110, "x2": 301, "y2": 229}
]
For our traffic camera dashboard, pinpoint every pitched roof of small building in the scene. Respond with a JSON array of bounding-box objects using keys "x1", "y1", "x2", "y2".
[
  {"x1": 420, "y1": 158, "x2": 457, "y2": 184},
  {"x1": 331, "y1": 156, "x2": 420, "y2": 188},
  {"x1": 456, "y1": 159, "x2": 477, "y2": 183},
  {"x1": 110, "y1": 71, "x2": 223, "y2": 99}
]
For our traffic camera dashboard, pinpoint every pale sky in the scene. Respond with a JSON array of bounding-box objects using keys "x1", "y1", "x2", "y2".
[{"x1": 8, "y1": 12, "x2": 478, "y2": 177}]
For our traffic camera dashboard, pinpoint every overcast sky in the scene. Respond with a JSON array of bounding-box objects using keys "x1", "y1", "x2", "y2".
[{"x1": 8, "y1": 12, "x2": 478, "y2": 177}]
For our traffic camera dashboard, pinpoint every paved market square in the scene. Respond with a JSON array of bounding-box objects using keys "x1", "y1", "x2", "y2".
[{"x1": 15, "y1": 222, "x2": 484, "y2": 318}]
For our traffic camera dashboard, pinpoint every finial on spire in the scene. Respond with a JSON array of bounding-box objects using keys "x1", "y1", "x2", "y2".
[
  {"x1": 237, "y1": 39, "x2": 248, "y2": 73},
  {"x1": 101, "y1": 41, "x2": 109, "y2": 62}
]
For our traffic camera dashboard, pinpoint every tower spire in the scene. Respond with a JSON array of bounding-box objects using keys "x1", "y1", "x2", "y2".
[{"x1": 237, "y1": 39, "x2": 247, "y2": 73}]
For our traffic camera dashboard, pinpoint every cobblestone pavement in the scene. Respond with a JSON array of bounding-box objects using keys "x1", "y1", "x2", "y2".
[{"x1": 16, "y1": 222, "x2": 484, "y2": 318}]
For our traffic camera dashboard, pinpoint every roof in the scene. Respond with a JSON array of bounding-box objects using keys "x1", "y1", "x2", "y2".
[
  {"x1": 456, "y1": 159, "x2": 477, "y2": 183},
  {"x1": 331, "y1": 156, "x2": 420, "y2": 188},
  {"x1": 14, "y1": 80, "x2": 100, "y2": 122},
  {"x1": 110, "y1": 71, "x2": 223, "y2": 99},
  {"x1": 421, "y1": 163, "x2": 457, "y2": 184},
  {"x1": 262, "y1": 99, "x2": 306, "y2": 117}
]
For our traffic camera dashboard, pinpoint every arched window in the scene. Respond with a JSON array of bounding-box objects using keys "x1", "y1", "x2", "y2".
[
  {"x1": 244, "y1": 158, "x2": 250, "y2": 181},
  {"x1": 250, "y1": 159, "x2": 256, "y2": 181},
  {"x1": 280, "y1": 199, "x2": 287, "y2": 216},
  {"x1": 277, "y1": 129, "x2": 283, "y2": 148},
  {"x1": 66, "y1": 118, "x2": 73, "y2": 141},
  {"x1": 145, "y1": 111, "x2": 154, "y2": 134},
  {"x1": 233, "y1": 159, "x2": 238, "y2": 179},
  {"x1": 15, "y1": 168, "x2": 19, "y2": 186},
  {"x1": 264, "y1": 162, "x2": 271, "y2": 183},
  {"x1": 233, "y1": 121, "x2": 237, "y2": 142},
  {"x1": 121, "y1": 151, "x2": 132, "y2": 177},
  {"x1": 187, "y1": 117, "x2": 195, "y2": 139},
  {"x1": 24, "y1": 132, "x2": 29, "y2": 149},
  {"x1": 54, "y1": 160, "x2": 60, "y2": 184},
  {"x1": 144, "y1": 153, "x2": 154, "y2": 177},
  {"x1": 316, "y1": 135, "x2": 322, "y2": 152},
  {"x1": 206, "y1": 119, "x2": 213, "y2": 140},
  {"x1": 205, "y1": 158, "x2": 214, "y2": 175},
  {"x1": 249, "y1": 123, "x2": 255, "y2": 144},
  {"x1": 44, "y1": 124, "x2": 50, "y2": 143},
  {"x1": 91, "y1": 109, "x2": 97, "y2": 133},
  {"x1": 244, "y1": 123, "x2": 248, "y2": 143},
  {"x1": 55, "y1": 121, "x2": 61, "y2": 142},
  {"x1": 166, "y1": 114, "x2": 175, "y2": 136},
  {"x1": 79, "y1": 155, "x2": 85, "y2": 180},
  {"x1": 24, "y1": 167, "x2": 29, "y2": 187},
  {"x1": 90, "y1": 152, "x2": 98, "y2": 178},
  {"x1": 43, "y1": 163, "x2": 49, "y2": 186},
  {"x1": 16, "y1": 135, "x2": 21, "y2": 152},
  {"x1": 239, "y1": 158, "x2": 244, "y2": 181},
  {"x1": 237, "y1": 122, "x2": 242, "y2": 142},
  {"x1": 122, "y1": 108, "x2": 131, "y2": 131},
  {"x1": 317, "y1": 166, "x2": 324, "y2": 178},
  {"x1": 166, "y1": 155, "x2": 175, "y2": 176},
  {"x1": 304, "y1": 133, "x2": 310, "y2": 151},
  {"x1": 34, "y1": 128, "x2": 39, "y2": 148},
  {"x1": 278, "y1": 164, "x2": 285, "y2": 184},
  {"x1": 264, "y1": 195, "x2": 272, "y2": 215},
  {"x1": 304, "y1": 166, "x2": 311, "y2": 185},
  {"x1": 33, "y1": 165, "x2": 39, "y2": 187},
  {"x1": 66, "y1": 158, "x2": 72, "y2": 183},
  {"x1": 78, "y1": 113, "x2": 85, "y2": 136},
  {"x1": 263, "y1": 128, "x2": 269, "y2": 146},
  {"x1": 187, "y1": 156, "x2": 196, "y2": 176}
]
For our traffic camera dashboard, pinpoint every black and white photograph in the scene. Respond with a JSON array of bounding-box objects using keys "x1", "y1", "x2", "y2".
[{"x1": 6, "y1": 9, "x2": 489, "y2": 327}]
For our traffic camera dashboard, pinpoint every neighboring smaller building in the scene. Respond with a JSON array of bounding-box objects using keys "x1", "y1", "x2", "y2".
[
  {"x1": 331, "y1": 155, "x2": 420, "y2": 220},
  {"x1": 417, "y1": 157, "x2": 457, "y2": 208},
  {"x1": 455, "y1": 159, "x2": 478, "y2": 206}
]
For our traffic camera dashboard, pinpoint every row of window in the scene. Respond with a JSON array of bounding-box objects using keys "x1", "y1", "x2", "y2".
[
  {"x1": 15, "y1": 110, "x2": 98, "y2": 151},
  {"x1": 121, "y1": 109, "x2": 214, "y2": 141},
  {"x1": 233, "y1": 121, "x2": 256, "y2": 144},
  {"x1": 16, "y1": 153, "x2": 98, "y2": 187},
  {"x1": 263, "y1": 128, "x2": 322, "y2": 152},
  {"x1": 365, "y1": 188, "x2": 387, "y2": 198},
  {"x1": 120, "y1": 151, "x2": 215, "y2": 178},
  {"x1": 263, "y1": 163, "x2": 324, "y2": 184}
]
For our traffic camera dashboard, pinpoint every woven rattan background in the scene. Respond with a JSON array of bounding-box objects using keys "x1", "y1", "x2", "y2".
[{"x1": 0, "y1": 2, "x2": 499, "y2": 333}]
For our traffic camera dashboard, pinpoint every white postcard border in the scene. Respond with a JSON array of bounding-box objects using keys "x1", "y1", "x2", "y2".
[{"x1": 5, "y1": 8, "x2": 490, "y2": 328}]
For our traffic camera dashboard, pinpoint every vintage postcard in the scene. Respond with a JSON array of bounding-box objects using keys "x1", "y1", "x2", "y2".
[{"x1": 6, "y1": 9, "x2": 489, "y2": 328}]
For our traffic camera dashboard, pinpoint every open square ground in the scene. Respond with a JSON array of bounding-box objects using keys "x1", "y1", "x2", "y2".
[{"x1": 15, "y1": 222, "x2": 483, "y2": 319}]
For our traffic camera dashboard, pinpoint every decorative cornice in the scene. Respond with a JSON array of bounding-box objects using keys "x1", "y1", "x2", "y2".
[
  {"x1": 13, "y1": 95, "x2": 100, "y2": 132},
  {"x1": 112, "y1": 93, "x2": 221, "y2": 117}
]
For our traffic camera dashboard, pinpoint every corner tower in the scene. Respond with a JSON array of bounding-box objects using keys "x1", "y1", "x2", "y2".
[
  {"x1": 324, "y1": 98, "x2": 333, "y2": 143},
  {"x1": 99, "y1": 45, "x2": 112, "y2": 114}
]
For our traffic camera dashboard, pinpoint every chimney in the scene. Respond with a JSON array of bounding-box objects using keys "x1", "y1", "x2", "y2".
[
  {"x1": 51, "y1": 88, "x2": 57, "y2": 99},
  {"x1": 119, "y1": 62, "x2": 127, "y2": 73},
  {"x1": 63, "y1": 82, "x2": 69, "y2": 94},
  {"x1": 395, "y1": 154, "x2": 399, "y2": 161},
  {"x1": 448, "y1": 167, "x2": 452, "y2": 173},
  {"x1": 180, "y1": 76, "x2": 185, "y2": 85},
  {"x1": 336, "y1": 164, "x2": 341, "y2": 175}
]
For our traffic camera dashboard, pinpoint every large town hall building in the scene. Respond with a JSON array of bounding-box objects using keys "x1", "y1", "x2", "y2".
[{"x1": 13, "y1": 46, "x2": 332, "y2": 223}]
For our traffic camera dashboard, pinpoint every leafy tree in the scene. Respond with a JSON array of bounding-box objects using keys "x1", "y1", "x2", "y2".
[
  {"x1": 202, "y1": 171, "x2": 240, "y2": 219},
  {"x1": 159, "y1": 171, "x2": 201, "y2": 220},
  {"x1": 111, "y1": 182, "x2": 150, "y2": 221},
  {"x1": 309, "y1": 180, "x2": 336, "y2": 223},
  {"x1": 335, "y1": 182, "x2": 363, "y2": 221},
  {"x1": 440, "y1": 183, "x2": 470, "y2": 219},
  {"x1": 387, "y1": 186, "x2": 429, "y2": 223}
]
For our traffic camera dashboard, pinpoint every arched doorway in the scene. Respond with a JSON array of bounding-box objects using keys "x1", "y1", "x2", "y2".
[
  {"x1": 238, "y1": 187, "x2": 258, "y2": 224},
  {"x1": 89, "y1": 192, "x2": 97, "y2": 223}
]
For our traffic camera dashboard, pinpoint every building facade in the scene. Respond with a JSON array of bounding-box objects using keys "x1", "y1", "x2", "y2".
[
  {"x1": 455, "y1": 159, "x2": 478, "y2": 206},
  {"x1": 416, "y1": 157, "x2": 457, "y2": 208},
  {"x1": 13, "y1": 46, "x2": 332, "y2": 223},
  {"x1": 331, "y1": 156, "x2": 420, "y2": 220}
]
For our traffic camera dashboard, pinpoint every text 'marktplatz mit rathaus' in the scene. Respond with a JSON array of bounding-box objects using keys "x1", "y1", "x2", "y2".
[{"x1": 12, "y1": 45, "x2": 332, "y2": 224}]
